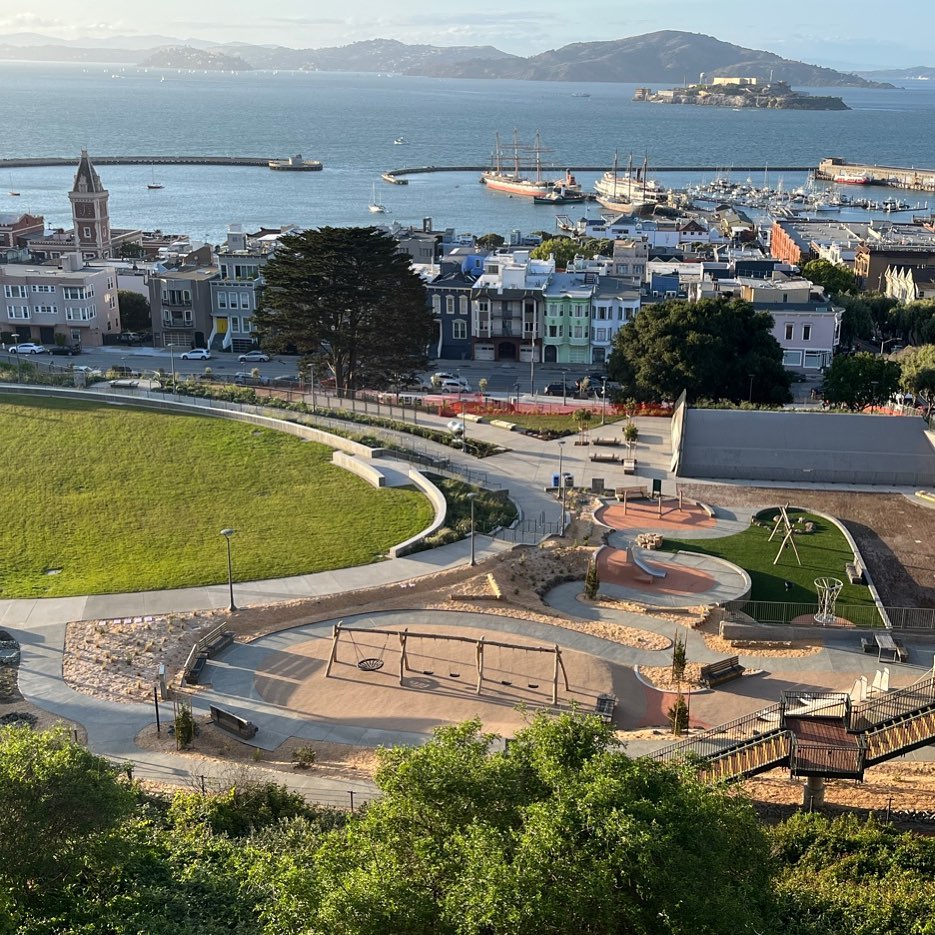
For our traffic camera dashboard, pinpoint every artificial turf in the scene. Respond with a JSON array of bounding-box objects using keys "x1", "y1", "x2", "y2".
[
  {"x1": 0, "y1": 394, "x2": 432, "y2": 597},
  {"x1": 666, "y1": 509, "x2": 876, "y2": 607}
]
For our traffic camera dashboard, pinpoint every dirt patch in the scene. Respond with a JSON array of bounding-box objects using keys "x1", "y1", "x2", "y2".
[
  {"x1": 680, "y1": 485, "x2": 935, "y2": 608},
  {"x1": 638, "y1": 662, "x2": 704, "y2": 691}
]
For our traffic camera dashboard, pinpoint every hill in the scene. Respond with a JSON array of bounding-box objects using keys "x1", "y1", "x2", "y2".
[
  {"x1": 137, "y1": 46, "x2": 252, "y2": 71},
  {"x1": 861, "y1": 65, "x2": 935, "y2": 80}
]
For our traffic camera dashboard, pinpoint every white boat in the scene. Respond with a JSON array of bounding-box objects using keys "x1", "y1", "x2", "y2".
[
  {"x1": 393, "y1": 137, "x2": 407, "y2": 144},
  {"x1": 147, "y1": 164, "x2": 163, "y2": 190},
  {"x1": 368, "y1": 183, "x2": 386, "y2": 213},
  {"x1": 480, "y1": 130, "x2": 554, "y2": 197},
  {"x1": 7, "y1": 173, "x2": 19, "y2": 196},
  {"x1": 594, "y1": 153, "x2": 666, "y2": 207}
]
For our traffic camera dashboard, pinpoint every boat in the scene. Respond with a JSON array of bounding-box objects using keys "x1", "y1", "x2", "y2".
[
  {"x1": 268, "y1": 154, "x2": 324, "y2": 171},
  {"x1": 594, "y1": 153, "x2": 667, "y2": 207},
  {"x1": 480, "y1": 130, "x2": 554, "y2": 197},
  {"x1": 147, "y1": 164, "x2": 163, "y2": 190},
  {"x1": 534, "y1": 170, "x2": 587, "y2": 204},
  {"x1": 7, "y1": 173, "x2": 19, "y2": 196},
  {"x1": 571, "y1": 92, "x2": 591, "y2": 98},
  {"x1": 833, "y1": 172, "x2": 871, "y2": 185},
  {"x1": 381, "y1": 172, "x2": 408, "y2": 185},
  {"x1": 368, "y1": 183, "x2": 386, "y2": 213},
  {"x1": 393, "y1": 137, "x2": 407, "y2": 144}
]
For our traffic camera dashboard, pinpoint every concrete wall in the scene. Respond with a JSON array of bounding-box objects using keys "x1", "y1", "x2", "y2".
[
  {"x1": 389, "y1": 468, "x2": 448, "y2": 557},
  {"x1": 331, "y1": 451, "x2": 385, "y2": 488}
]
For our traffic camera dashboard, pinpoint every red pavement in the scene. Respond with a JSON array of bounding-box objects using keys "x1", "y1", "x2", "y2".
[
  {"x1": 596, "y1": 500, "x2": 716, "y2": 532},
  {"x1": 597, "y1": 548, "x2": 717, "y2": 596}
]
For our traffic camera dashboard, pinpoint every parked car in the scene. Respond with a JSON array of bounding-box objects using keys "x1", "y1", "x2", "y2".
[
  {"x1": 180, "y1": 348, "x2": 212, "y2": 360},
  {"x1": 432, "y1": 371, "x2": 470, "y2": 390},
  {"x1": 8, "y1": 343, "x2": 46, "y2": 354},
  {"x1": 72, "y1": 365, "x2": 102, "y2": 376},
  {"x1": 48, "y1": 344, "x2": 79, "y2": 356},
  {"x1": 238, "y1": 350, "x2": 270, "y2": 363},
  {"x1": 438, "y1": 378, "x2": 471, "y2": 393},
  {"x1": 234, "y1": 371, "x2": 270, "y2": 386},
  {"x1": 446, "y1": 418, "x2": 465, "y2": 434},
  {"x1": 270, "y1": 375, "x2": 303, "y2": 388},
  {"x1": 542, "y1": 382, "x2": 573, "y2": 396}
]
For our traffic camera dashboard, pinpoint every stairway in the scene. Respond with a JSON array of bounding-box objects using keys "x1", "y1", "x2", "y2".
[{"x1": 652, "y1": 671, "x2": 935, "y2": 784}]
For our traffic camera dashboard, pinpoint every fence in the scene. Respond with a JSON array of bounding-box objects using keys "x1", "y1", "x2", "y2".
[
  {"x1": 494, "y1": 518, "x2": 564, "y2": 544},
  {"x1": 724, "y1": 598, "x2": 885, "y2": 629}
]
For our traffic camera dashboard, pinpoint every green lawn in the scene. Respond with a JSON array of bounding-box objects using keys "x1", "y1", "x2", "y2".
[
  {"x1": 0, "y1": 395, "x2": 432, "y2": 597},
  {"x1": 666, "y1": 510, "x2": 876, "y2": 607}
]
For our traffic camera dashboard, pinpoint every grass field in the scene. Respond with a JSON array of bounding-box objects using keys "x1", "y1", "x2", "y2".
[
  {"x1": 0, "y1": 395, "x2": 432, "y2": 598},
  {"x1": 666, "y1": 510, "x2": 876, "y2": 606}
]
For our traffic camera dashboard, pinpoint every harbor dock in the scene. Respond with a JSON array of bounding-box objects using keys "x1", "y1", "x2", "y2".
[{"x1": 818, "y1": 157, "x2": 935, "y2": 192}]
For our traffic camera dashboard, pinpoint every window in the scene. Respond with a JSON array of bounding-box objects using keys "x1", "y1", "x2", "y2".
[
  {"x1": 65, "y1": 307, "x2": 95, "y2": 321},
  {"x1": 7, "y1": 306, "x2": 29, "y2": 319},
  {"x1": 33, "y1": 305, "x2": 56, "y2": 315},
  {"x1": 594, "y1": 328, "x2": 607, "y2": 342},
  {"x1": 572, "y1": 325, "x2": 584, "y2": 339},
  {"x1": 596, "y1": 307, "x2": 607, "y2": 320},
  {"x1": 31, "y1": 284, "x2": 55, "y2": 294},
  {"x1": 452, "y1": 320, "x2": 467, "y2": 340},
  {"x1": 523, "y1": 319, "x2": 534, "y2": 335},
  {"x1": 784, "y1": 323, "x2": 794, "y2": 341},
  {"x1": 802, "y1": 324, "x2": 812, "y2": 341},
  {"x1": 459, "y1": 295, "x2": 468, "y2": 315},
  {"x1": 547, "y1": 324, "x2": 559, "y2": 338},
  {"x1": 4, "y1": 285, "x2": 27, "y2": 298},
  {"x1": 240, "y1": 293, "x2": 251, "y2": 310},
  {"x1": 64, "y1": 286, "x2": 89, "y2": 300},
  {"x1": 445, "y1": 296, "x2": 455, "y2": 314},
  {"x1": 165, "y1": 289, "x2": 191, "y2": 306},
  {"x1": 477, "y1": 299, "x2": 489, "y2": 313},
  {"x1": 218, "y1": 292, "x2": 228, "y2": 309},
  {"x1": 83, "y1": 226, "x2": 91, "y2": 238},
  {"x1": 431, "y1": 294, "x2": 441, "y2": 314},
  {"x1": 231, "y1": 317, "x2": 241, "y2": 333},
  {"x1": 502, "y1": 320, "x2": 513, "y2": 336}
]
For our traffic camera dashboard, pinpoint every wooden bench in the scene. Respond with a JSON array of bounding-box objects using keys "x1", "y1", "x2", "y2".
[
  {"x1": 184, "y1": 651, "x2": 208, "y2": 685},
  {"x1": 595, "y1": 694, "x2": 617, "y2": 723},
  {"x1": 845, "y1": 561, "x2": 866, "y2": 585},
  {"x1": 615, "y1": 486, "x2": 648, "y2": 502},
  {"x1": 205, "y1": 630, "x2": 234, "y2": 657},
  {"x1": 860, "y1": 636, "x2": 876, "y2": 654},
  {"x1": 591, "y1": 452, "x2": 620, "y2": 463},
  {"x1": 894, "y1": 638, "x2": 910, "y2": 663},
  {"x1": 593, "y1": 437, "x2": 620, "y2": 447},
  {"x1": 209, "y1": 704, "x2": 258, "y2": 739},
  {"x1": 623, "y1": 458, "x2": 637, "y2": 474},
  {"x1": 699, "y1": 656, "x2": 746, "y2": 688}
]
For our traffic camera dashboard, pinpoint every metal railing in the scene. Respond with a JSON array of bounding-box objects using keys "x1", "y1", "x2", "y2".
[
  {"x1": 781, "y1": 690, "x2": 851, "y2": 721},
  {"x1": 652, "y1": 702, "x2": 783, "y2": 763},
  {"x1": 724, "y1": 598, "x2": 884, "y2": 629},
  {"x1": 851, "y1": 672, "x2": 935, "y2": 731},
  {"x1": 494, "y1": 518, "x2": 564, "y2": 544},
  {"x1": 790, "y1": 738, "x2": 866, "y2": 778}
]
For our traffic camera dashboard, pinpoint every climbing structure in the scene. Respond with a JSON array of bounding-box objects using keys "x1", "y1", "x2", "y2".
[{"x1": 653, "y1": 669, "x2": 935, "y2": 784}]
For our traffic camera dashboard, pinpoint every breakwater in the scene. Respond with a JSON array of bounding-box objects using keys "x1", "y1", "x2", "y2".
[{"x1": 818, "y1": 157, "x2": 935, "y2": 192}]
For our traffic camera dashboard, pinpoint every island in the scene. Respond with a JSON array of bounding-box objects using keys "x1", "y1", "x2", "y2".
[
  {"x1": 138, "y1": 46, "x2": 253, "y2": 72},
  {"x1": 633, "y1": 78, "x2": 850, "y2": 110}
]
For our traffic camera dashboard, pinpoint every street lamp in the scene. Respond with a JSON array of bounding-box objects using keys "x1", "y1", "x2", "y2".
[
  {"x1": 467, "y1": 492, "x2": 478, "y2": 566},
  {"x1": 748, "y1": 373, "x2": 755, "y2": 403},
  {"x1": 166, "y1": 342, "x2": 180, "y2": 393},
  {"x1": 561, "y1": 368, "x2": 569, "y2": 405},
  {"x1": 220, "y1": 528, "x2": 237, "y2": 612},
  {"x1": 870, "y1": 381, "x2": 879, "y2": 414},
  {"x1": 601, "y1": 376, "x2": 608, "y2": 425},
  {"x1": 557, "y1": 439, "x2": 567, "y2": 529},
  {"x1": 10, "y1": 333, "x2": 20, "y2": 383}
]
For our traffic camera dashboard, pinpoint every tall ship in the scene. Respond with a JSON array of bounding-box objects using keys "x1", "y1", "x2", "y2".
[
  {"x1": 594, "y1": 153, "x2": 667, "y2": 213},
  {"x1": 480, "y1": 130, "x2": 554, "y2": 197}
]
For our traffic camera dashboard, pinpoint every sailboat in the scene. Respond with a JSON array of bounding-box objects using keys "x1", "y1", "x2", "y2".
[
  {"x1": 147, "y1": 164, "x2": 163, "y2": 190},
  {"x1": 7, "y1": 173, "x2": 19, "y2": 197},
  {"x1": 368, "y1": 183, "x2": 386, "y2": 214}
]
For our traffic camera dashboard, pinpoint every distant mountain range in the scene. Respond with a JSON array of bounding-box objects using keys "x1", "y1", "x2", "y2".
[
  {"x1": 0, "y1": 30, "x2": 893, "y2": 87},
  {"x1": 860, "y1": 65, "x2": 935, "y2": 80}
]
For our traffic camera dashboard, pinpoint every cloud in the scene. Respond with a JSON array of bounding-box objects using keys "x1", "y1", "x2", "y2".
[{"x1": 0, "y1": 12, "x2": 65, "y2": 30}]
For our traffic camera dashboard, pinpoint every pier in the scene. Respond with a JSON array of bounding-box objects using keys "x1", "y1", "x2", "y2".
[
  {"x1": 383, "y1": 163, "x2": 811, "y2": 181},
  {"x1": 0, "y1": 156, "x2": 290, "y2": 169},
  {"x1": 817, "y1": 157, "x2": 935, "y2": 192}
]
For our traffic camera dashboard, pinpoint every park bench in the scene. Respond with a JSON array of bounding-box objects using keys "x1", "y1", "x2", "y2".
[
  {"x1": 205, "y1": 629, "x2": 234, "y2": 657},
  {"x1": 184, "y1": 651, "x2": 208, "y2": 685},
  {"x1": 595, "y1": 694, "x2": 617, "y2": 723},
  {"x1": 699, "y1": 656, "x2": 746, "y2": 688},
  {"x1": 593, "y1": 437, "x2": 620, "y2": 447},
  {"x1": 209, "y1": 704, "x2": 258, "y2": 739},
  {"x1": 591, "y1": 452, "x2": 620, "y2": 463},
  {"x1": 860, "y1": 637, "x2": 876, "y2": 654},
  {"x1": 615, "y1": 485, "x2": 648, "y2": 501},
  {"x1": 623, "y1": 457, "x2": 637, "y2": 474},
  {"x1": 845, "y1": 560, "x2": 866, "y2": 585},
  {"x1": 894, "y1": 638, "x2": 910, "y2": 663}
]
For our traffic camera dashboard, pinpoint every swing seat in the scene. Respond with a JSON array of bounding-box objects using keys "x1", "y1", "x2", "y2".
[{"x1": 357, "y1": 658, "x2": 384, "y2": 671}]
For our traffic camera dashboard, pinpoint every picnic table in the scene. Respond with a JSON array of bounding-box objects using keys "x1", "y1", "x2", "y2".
[{"x1": 874, "y1": 631, "x2": 898, "y2": 663}]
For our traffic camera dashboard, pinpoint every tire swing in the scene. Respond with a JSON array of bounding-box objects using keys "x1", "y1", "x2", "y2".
[{"x1": 350, "y1": 628, "x2": 388, "y2": 672}]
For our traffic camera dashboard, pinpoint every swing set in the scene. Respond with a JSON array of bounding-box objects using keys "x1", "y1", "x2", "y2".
[{"x1": 325, "y1": 621, "x2": 571, "y2": 705}]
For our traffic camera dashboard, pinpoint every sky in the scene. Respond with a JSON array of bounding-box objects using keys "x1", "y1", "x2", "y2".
[{"x1": 1, "y1": 0, "x2": 933, "y2": 69}]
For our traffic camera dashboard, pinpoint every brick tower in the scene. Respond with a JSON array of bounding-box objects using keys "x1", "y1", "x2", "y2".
[{"x1": 68, "y1": 150, "x2": 112, "y2": 259}]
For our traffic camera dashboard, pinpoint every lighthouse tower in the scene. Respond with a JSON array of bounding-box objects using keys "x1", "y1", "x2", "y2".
[{"x1": 68, "y1": 150, "x2": 112, "y2": 259}]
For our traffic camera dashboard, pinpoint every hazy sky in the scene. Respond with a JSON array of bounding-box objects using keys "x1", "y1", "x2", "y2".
[{"x1": 2, "y1": 1, "x2": 933, "y2": 68}]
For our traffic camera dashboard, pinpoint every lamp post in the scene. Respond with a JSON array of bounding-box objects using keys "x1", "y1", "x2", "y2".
[
  {"x1": 167, "y1": 342, "x2": 179, "y2": 393},
  {"x1": 557, "y1": 439, "x2": 566, "y2": 530},
  {"x1": 529, "y1": 346, "x2": 536, "y2": 396},
  {"x1": 748, "y1": 373, "x2": 755, "y2": 404},
  {"x1": 220, "y1": 528, "x2": 236, "y2": 612},
  {"x1": 10, "y1": 333, "x2": 20, "y2": 383},
  {"x1": 870, "y1": 381, "x2": 878, "y2": 415},
  {"x1": 467, "y1": 492, "x2": 478, "y2": 566},
  {"x1": 561, "y1": 368, "x2": 569, "y2": 405},
  {"x1": 601, "y1": 376, "x2": 608, "y2": 425}
]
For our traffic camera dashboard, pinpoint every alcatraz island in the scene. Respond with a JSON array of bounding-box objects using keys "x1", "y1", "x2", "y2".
[{"x1": 634, "y1": 75, "x2": 850, "y2": 110}]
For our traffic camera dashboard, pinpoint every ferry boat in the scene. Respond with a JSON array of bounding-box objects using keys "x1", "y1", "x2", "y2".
[
  {"x1": 594, "y1": 153, "x2": 667, "y2": 206},
  {"x1": 480, "y1": 130, "x2": 554, "y2": 197},
  {"x1": 833, "y1": 172, "x2": 871, "y2": 185},
  {"x1": 268, "y1": 154, "x2": 324, "y2": 171},
  {"x1": 534, "y1": 169, "x2": 587, "y2": 204}
]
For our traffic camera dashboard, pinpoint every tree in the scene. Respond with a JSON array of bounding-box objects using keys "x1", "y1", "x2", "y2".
[
  {"x1": 608, "y1": 297, "x2": 792, "y2": 404},
  {"x1": 899, "y1": 344, "x2": 935, "y2": 407},
  {"x1": 671, "y1": 630, "x2": 687, "y2": 683},
  {"x1": 821, "y1": 352, "x2": 901, "y2": 411},
  {"x1": 623, "y1": 420, "x2": 639, "y2": 447},
  {"x1": 0, "y1": 727, "x2": 136, "y2": 891},
  {"x1": 667, "y1": 693, "x2": 689, "y2": 735},
  {"x1": 117, "y1": 290, "x2": 152, "y2": 332},
  {"x1": 530, "y1": 237, "x2": 610, "y2": 269},
  {"x1": 254, "y1": 227, "x2": 434, "y2": 393},
  {"x1": 572, "y1": 407, "x2": 592, "y2": 442},
  {"x1": 583, "y1": 558, "x2": 600, "y2": 600},
  {"x1": 476, "y1": 232, "x2": 505, "y2": 248},
  {"x1": 301, "y1": 714, "x2": 774, "y2": 933},
  {"x1": 801, "y1": 258, "x2": 858, "y2": 296},
  {"x1": 836, "y1": 294, "x2": 875, "y2": 346}
]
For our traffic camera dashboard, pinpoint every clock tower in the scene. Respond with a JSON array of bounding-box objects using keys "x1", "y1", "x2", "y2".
[{"x1": 69, "y1": 150, "x2": 112, "y2": 259}]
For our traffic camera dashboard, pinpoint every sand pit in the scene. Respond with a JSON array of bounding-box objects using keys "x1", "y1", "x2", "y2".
[
  {"x1": 597, "y1": 547, "x2": 717, "y2": 595},
  {"x1": 253, "y1": 623, "x2": 621, "y2": 736},
  {"x1": 596, "y1": 500, "x2": 715, "y2": 533}
]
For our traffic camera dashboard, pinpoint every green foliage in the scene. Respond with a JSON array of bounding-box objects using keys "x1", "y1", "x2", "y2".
[
  {"x1": 292, "y1": 745, "x2": 317, "y2": 769},
  {"x1": 623, "y1": 419, "x2": 639, "y2": 444},
  {"x1": 821, "y1": 352, "x2": 901, "y2": 411},
  {"x1": 899, "y1": 344, "x2": 935, "y2": 402},
  {"x1": 530, "y1": 237, "x2": 610, "y2": 268},
  {"x1": 887, "y1": 298, "x2": 935, "y2": 346},
  {"x1": 0, "y1": 727, "x2": 136, "y2": 891},
  {"x1": 426, "y1": 475, "x2": 518, "y2": 535},
  {"x1": 254, "y1": 226, "x2": 435, "y2": 392},
  {"x1": 174, "y1": 701, "x2": 195, "y2": 749},
  {"x1": 837, "y1": 293, "x2": 876, "y2": 345},
  {"x1": 117, "y1": 289, "x2": 152, "y2": 331},
  {"x1": 572, "y1": 407, "x2": 592, "y2": 440},
  {"x1": 667, "y1": 694, "x2": 689, "y2": 735},
  {"x1": 772, "y1": 813, "x2": 935, "y2": 935},
  {"x1": 801, "y1": 258, "x2": 858, "y2": 296},
  {"x1": 0, "y1": 394, "x2": 431, "y2": 597},
  {"x1": 476, "y1": 232, "x2": 505, "y2": 248},
  {"x1": 607, "y1": 297, "x2": 792, "y2": 404},
  {"x1": 583, "y1": 558, "x2": 599, "y2": 599},
  {"x1": 671, "y1": 629, "x2": 687, "y2": 682}
]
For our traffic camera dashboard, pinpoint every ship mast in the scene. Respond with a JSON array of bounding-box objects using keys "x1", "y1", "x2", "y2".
[{"x1": 512, "y1": 128, "x2": 521, "y2": 179}]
